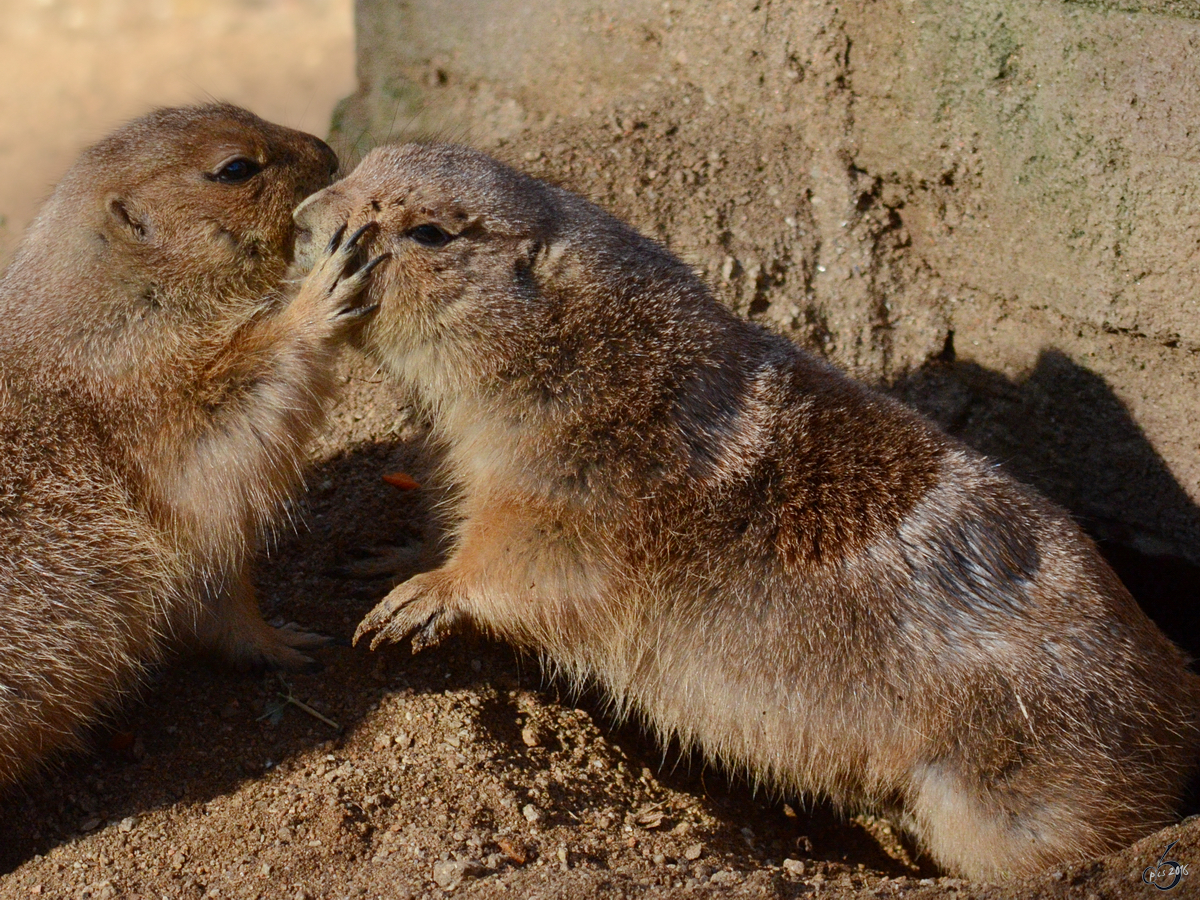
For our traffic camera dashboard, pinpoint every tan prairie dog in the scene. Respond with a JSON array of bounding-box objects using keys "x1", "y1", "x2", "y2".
[
  {"x1": 294, "y1": 143, "x2": 1200, "y2": 880},
  {"x1": 0, "y1": 104, "x2": 381, "y2": 790}
]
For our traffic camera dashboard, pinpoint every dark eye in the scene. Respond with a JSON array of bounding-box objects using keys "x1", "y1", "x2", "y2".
[
  {"x1": 210, "y1": 157, "x2": 262, "y2": 184},
  {"x1": 408, "y1": 224, "x2": 453, "y2": 247}
]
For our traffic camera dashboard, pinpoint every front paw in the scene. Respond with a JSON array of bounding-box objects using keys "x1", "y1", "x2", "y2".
[
  {"x1": 298, "y1": 221, "x2": 388, "y2": 335},
  {"x1": 353, "y1": 571, "x2": 463, "y2": 653}
]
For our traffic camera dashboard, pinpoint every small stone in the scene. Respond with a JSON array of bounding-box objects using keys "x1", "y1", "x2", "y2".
[
  {"x1": 557, "y1": 846, "x2": 569, "y2": 865},
  {"x1": 684, "y1": 843, "x2": 704, "y2": 861},
  {"x1": 522, "y1": 803, "x2": 542, "y2": 824},
  {"x1": 79, "y1": 817, "x2": 101, "y2": 833},
  {"x1": 432, "y1": 859, "x2": 487, "y2": 890},
  {"x1": 652, "y1": 853, "x2": 666, "y2": 865},
  {"x1": 374, "y1": 733, "x2": 393, "y2": 749},
  {"x1": 276, "y1": 825, "x2": 293, "y2": 841},
  {"x1": 634, "y1": 802, "x2": 666, "y2": 828},
  {"x1": 260, "y1": 864, "x2": 271, "y2": 876},
  {"x1": 881, "y1": 183, "x2": 907, "y2": 209},
  {"x1": 432, "y1": 861, "x2": 462, "y2": 890},
  {"x1": 783, "y1": 858, "x2": 805, "y2": 876},
  {"x1": 520, "y1": 725, "x2": 541, "y2": 747},
  {"x1": 117, "y1": 816, "x2": 137, "y2": 833},
  {"x1": 394, "y1": 731, "x2": 412, "y2": 750}
]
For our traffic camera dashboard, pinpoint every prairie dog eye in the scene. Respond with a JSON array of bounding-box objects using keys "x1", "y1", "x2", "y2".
[
  {"x1": 407, "y1": 224, "x2": 454, "y2": 247},
  {"x1": 209, "y1": 157, "x2": 262, "y2": 184}
]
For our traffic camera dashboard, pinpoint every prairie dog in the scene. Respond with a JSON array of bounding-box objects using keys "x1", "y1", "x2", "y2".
[
  {"x1": 0, "y1": 104, "x2": 380, "y2": 790},
  {"x1": 295, "y1": 143, "x2": 1200, "y2": 879}
]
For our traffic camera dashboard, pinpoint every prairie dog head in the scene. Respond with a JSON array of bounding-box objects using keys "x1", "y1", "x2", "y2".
[
  {"x1": 1, "y1": 103, "x2": 339, "y2": 362},
  {"x1": 292, "y1": 143, "x2": 585, "y2": 390}
]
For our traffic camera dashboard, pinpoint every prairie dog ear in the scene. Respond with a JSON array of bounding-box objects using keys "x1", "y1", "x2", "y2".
[{"x1": 106, "y1": 195, "x2": 153, "y2": 242}]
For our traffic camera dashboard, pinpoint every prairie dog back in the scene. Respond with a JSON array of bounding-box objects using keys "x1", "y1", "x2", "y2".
[{"x1": 294, "y1": 143, "x2": 1200, "y2": 880}]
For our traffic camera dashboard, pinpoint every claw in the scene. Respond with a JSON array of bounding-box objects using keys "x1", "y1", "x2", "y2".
[
  {"x1": 352, "y1": 616, "x2": 379, "y2": 647},
  {"x1": 345, "y1": 221, "x2": 378, "y2": 251},
  {"x1": 358, "y1": 252, "x2": 390, "y2": 277},
  {"x1": 326, "y1": 223, "x2": 348, "y2": 253},
  {"x1": 337, "y1": 302, "x2": 379, "y2": 321},
  {"x1": 411, "y1": 613, "x2": 443, "y2": 653}
]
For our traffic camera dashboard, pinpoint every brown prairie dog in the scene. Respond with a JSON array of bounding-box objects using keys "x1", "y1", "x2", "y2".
[
  {"x1": 294, "y1": 143, "x2": 1200, "y2": 880},
  {"x1": 0, "y1": 104, "x2": 379, "y2": 791}
]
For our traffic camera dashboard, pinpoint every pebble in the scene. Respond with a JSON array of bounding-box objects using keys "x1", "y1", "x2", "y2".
[
  {"x1": 683, "y1": 843, "x2": 704, "y2": 861},
  {"x1": 432, "y1": 859, "x2": 487, "y2": 890},
  {"x1": 783, "y1": 858, "x2": 805, "y2": 876},
  {"x1": 117, "y1": 816, "x2": 138, "y2": 833},
  {"x1": 522, "y1": 804, "x2": 543, "y2": 824},
  {"x1": 521, "y1": 725, "x2": 541, "y2": 747}
]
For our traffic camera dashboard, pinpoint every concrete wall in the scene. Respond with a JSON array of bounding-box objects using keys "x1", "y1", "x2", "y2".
[{"x1": 333, "y1": 0, "x2": 1200, "y2": 563}]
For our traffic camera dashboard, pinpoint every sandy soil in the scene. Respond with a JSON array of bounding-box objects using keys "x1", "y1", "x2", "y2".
[{"x1": 1, "y1": 3, "x2": 1198, "y2": 900}]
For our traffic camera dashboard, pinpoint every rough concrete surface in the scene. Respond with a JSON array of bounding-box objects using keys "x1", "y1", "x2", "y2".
[{"x1": 3, "y1": 1, "x2": 1200, "y2": 899}]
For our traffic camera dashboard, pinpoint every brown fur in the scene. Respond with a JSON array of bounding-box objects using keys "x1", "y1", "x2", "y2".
[
  {"x1": 0, "y1": 104, "x2": 377, "y2": 791},
  {"x1": 296, "y1": 143, "x2": 1200, "y2": 880}
]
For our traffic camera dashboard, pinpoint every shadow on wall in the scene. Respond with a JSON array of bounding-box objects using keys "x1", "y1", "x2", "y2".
[{"x1": 893, "y1": 346, "x2": 1200, "y2": 667}]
